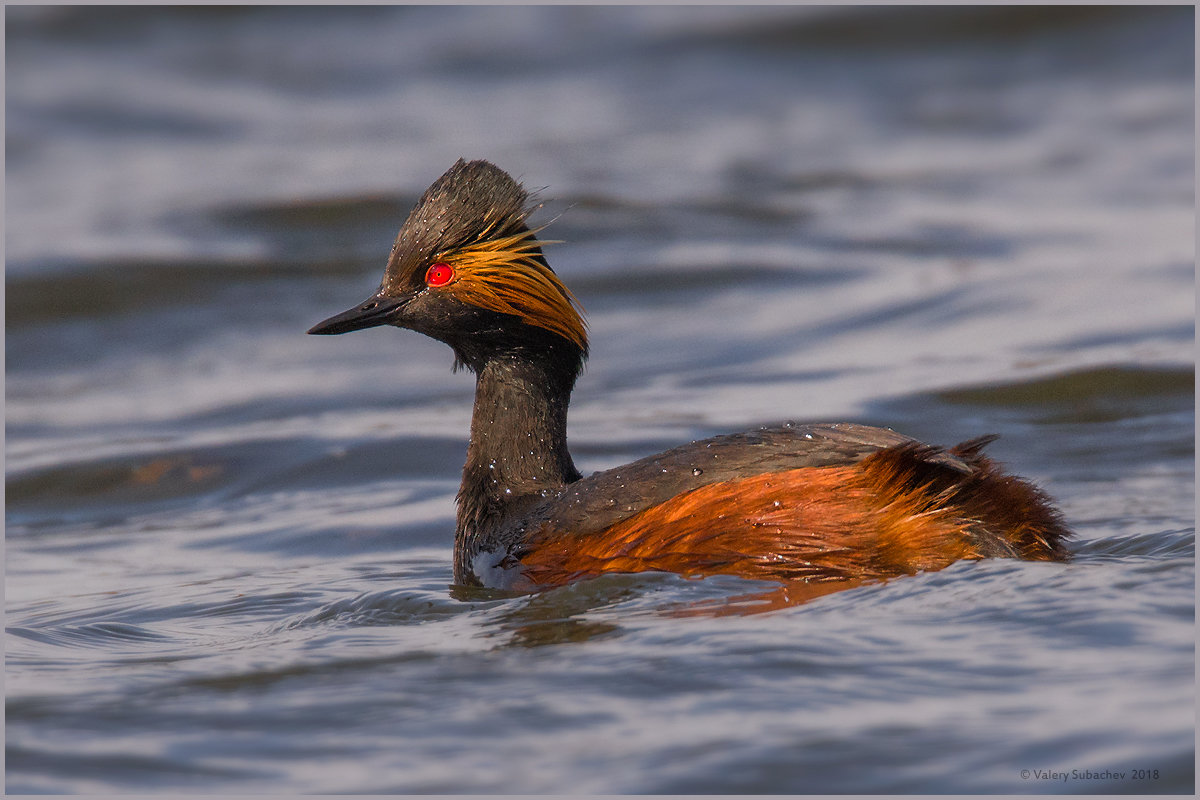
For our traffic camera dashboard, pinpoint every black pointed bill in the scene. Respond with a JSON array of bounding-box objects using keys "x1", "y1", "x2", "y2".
[{"x1": 307, "y1": 291, "x2": 408, "y2": 335}]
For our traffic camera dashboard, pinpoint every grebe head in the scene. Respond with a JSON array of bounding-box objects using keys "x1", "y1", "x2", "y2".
[{"x1": 308, "y1": 159, "x2": 588, "y2": 373}]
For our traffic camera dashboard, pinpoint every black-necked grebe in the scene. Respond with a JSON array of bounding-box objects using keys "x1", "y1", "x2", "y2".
[{"x1": 309, "y1": 159, "x2": 1070, "y2": 596}]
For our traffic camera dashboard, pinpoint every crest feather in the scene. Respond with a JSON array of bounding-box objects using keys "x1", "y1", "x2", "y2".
[{"x1": 440, "y1": 227, "x2": 588, "y2": 352}]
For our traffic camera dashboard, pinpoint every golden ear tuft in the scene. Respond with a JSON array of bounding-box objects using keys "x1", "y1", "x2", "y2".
[{"x1": 439, "y1": 228, "x2": 589, "y2": 351}]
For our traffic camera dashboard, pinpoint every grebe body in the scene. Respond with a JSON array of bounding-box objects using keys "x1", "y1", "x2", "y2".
[{"x1": 310, "y1": 159, "x2": 1070, "y2": 592}]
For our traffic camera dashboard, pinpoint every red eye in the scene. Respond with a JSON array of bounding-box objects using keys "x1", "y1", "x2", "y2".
[{"x1": 425, "y1": 262, "x2": 455, "y2": 287}]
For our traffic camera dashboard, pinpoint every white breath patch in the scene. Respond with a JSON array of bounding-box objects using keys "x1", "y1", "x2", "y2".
[{"x1": 470, "y1": 548, "x2": 528, "y2": 590}]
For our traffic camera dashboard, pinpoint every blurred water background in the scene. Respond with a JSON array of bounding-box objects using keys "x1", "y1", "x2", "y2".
[{"x1": 5, "y1": 5, "x2": 1194, "y2": 794}]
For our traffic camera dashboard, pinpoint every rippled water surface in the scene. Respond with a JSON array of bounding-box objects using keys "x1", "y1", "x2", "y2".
[{"x1": 6, "y1": 6, "x2": 1195, "y2": 794}]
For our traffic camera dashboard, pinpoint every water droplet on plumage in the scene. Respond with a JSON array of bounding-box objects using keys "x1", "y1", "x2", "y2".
[{"x1": 692, "y1": 467, "x2": 703, "y2": 477}]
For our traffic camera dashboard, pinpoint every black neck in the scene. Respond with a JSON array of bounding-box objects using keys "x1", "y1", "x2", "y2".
[{"x1": 454, "y1": 347, "x2": 582, "y2": 583}]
